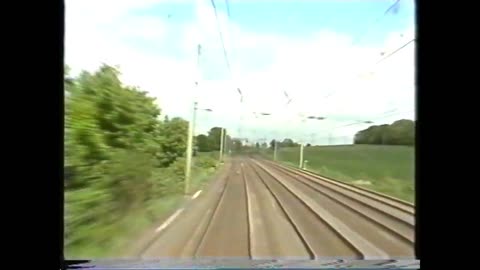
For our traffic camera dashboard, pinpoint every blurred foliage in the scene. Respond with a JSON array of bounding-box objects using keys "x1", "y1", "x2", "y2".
[
  {"x1": 65, "y1": 64, "x2": 220, "y2": 258},
  {"x1": 207, "y1": 127, "x2": 223, "y2": 151},
  {"x1": 194, "y1": 154, "x2": 218, "y2": 169},
  {"x1": 196, "y1": 134, "x2": 210, "y2": 152}
]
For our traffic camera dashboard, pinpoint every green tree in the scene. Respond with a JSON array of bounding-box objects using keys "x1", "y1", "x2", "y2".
[
  {"x1": 280, "y1": 138, "x2": 297, "y2": 147},
  {"x1": 64, "y1": 64, "x2": 192, "y2": 255},
  {"x1": 354, "y1": 119, "x2": 415, "y2": 146},
  {"x1": 157, "y1": 117, "x2": 188, "y2": 167},
  {"x1": 207, "y1": 127, "x2": 225, "y2": 151},
  {"x1": 269, "y1": 139, "x2": 276, "y2": 149},
  {"x1": 383, "y1": 119, "x2": 415, "y2": 145},
  {"x1": 196, "y1": 134, "x2": 211, "y2": 152}
]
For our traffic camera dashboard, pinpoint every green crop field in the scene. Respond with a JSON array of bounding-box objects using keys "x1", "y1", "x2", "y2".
[{"x1": 264, "y1": 145, "x2": 415, "y2": 203}]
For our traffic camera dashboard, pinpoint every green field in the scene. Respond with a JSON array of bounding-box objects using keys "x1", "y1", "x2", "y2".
[{"x1": 265, "y1": 145, "x2": 415, "y2": 203}]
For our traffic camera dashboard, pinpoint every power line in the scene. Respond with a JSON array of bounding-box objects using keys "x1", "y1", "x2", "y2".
[
  {"x1": 209, "y1": 0, "x2": 243, "y2": 104},
  {"x1": 351, "y1": 0, "x2": 401, "y2": 46},
  {"x1": 209, "y1": 0, "x2": 232, "y2": 73},
  {"x1": 224, "y1": 0, "x2": 231, "y2": 18},
  {"x1": 214, "y1": 0, "x2": 245, "y2": 138},
  {"x1": 340, "y1": 110, "x2": 414, "y2": 128},
  {"x1": 321, "y1": 1, "x2": 408, "y2": 101},
  {"x1": 331, "y1": 108, "x2": 414, "y2": 129},
  {"x1": 381, "y1": 108, "x2": 398, "y2": 115},
  {"x1": 376, "y1": 38, "x2": 415, "y2": 64},
  {"x1": 321, "y1": 36, "x2": 415, "y2": 101},
  {"x1": 338, "y1": 122, "x2": 367, "y2": 128},
  {"x1": 383, "y1": 0, "x2": 402, "y2": 17},
  {"x1": 372, "y1": 109, "x2": 415, "y2": 121}
]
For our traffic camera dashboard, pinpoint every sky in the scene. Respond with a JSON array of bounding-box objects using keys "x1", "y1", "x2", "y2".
[{"x1": 65, "y1": 0, "x2": 416, "y2": 145}]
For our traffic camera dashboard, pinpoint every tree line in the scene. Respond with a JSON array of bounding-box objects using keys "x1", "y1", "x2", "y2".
[
  {"x1": 269, "y1": 138, "x2": 301, "y2": 149},
  {"x1": 354, "y1": 119, "x2": 415, "y2": 146},
  {"x1": 65, "y1": 64, "x2": 220, "y2": 255},
  {"x1": 194, "y1": 127, "x2": 232, "y2": 153}
]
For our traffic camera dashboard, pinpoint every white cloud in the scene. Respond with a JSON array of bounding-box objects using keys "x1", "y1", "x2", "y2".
[{"x1": 65, "y1": 0, "x2": 416, "y2": 145}]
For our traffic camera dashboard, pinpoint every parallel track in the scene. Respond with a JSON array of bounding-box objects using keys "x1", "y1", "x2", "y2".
[
  {"x1": 250, "y1": 159, "x2": 414, "y2": 257},
  {"x1": 262, "y1": 159, "x2": 414, "y2": 214},
  {"x1": 259, "y1": 160, "x2": 415, "y2": 242},
  {"x1": 142, "y1": 157, "x2": 415, "y2": 259},
  {"x1": 245, "y1": 160, "x2": 361, "y2": 258}
]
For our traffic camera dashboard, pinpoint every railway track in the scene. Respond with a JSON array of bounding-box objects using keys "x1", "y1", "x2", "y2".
[
  {"x1": 261, "y1": 159, "x2": 414, "y2": 214},
  {"x1": 250, "y1": 158, "x2": 414, "y2": 258},
  {"x1": 257, "y1": 159, "x2": 415, "y2": 239},
  {"x1": 141, "y1": 157, "x2": 415, "y2": 260},
  {"x1": 245, "y1": 160, "x2": 361, "y2": 258}
]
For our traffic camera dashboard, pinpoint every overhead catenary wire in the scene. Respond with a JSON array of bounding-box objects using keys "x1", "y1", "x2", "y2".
[
  {"x1": 376, "y1": 38, "x2": 415, "y2": 64},
  {"x1": 224, "y1": 0, "x2": 231, "y2": 18},
  {"x1": 382, "y1": 0, "x2": 401, "y2": 16},
  {"x1": 210, "y1": 0, "x2": 243, "y2": 105},
  {"x1": 217, "y1": 0, "x2": 248, "y2": 144},
  {"x1": 317, "y1": 108, "x2": 413, "y2": 145},
  {"x1": 371, "y1": 109, "x2": 415, "y2": 121},
  {"x1": 218, "y1": 1, "x2": 412, "y2": 145},
  {"x1": 320, "y1": 0, "x2": 408, "y2": 102},
  {"x1": 284, "y1": 0, "x2": 402, "y2": 105},
  {"x1": 381, "y1": 108, "x2": 398, "y2": 115},
  {"x1": 208, "y1": 0, "x2": 246, "y2": 141},
  {"x1": 331, "y1": 108, "x2": 414, "y2": 129},
  {"x1": 209, "y1": 0, "x2": 232, "y2": 77},
  {"x1": 322, "y1": 36, "x2": 416, "y2": 101},
  {"x1": 229, "y1": 1, "x2": 403, "y2": 116},
  {"x1": 351, "y1": 0, "x2": 402, "y2": 46}
]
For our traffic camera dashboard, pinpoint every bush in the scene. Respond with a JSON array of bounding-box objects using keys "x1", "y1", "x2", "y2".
[
  {"x1": 195, "y1": 155, "x2": 217, "y2": 169},
  {"x1": 64, "y1": 64, "x2": 225, "y2": 257}
]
